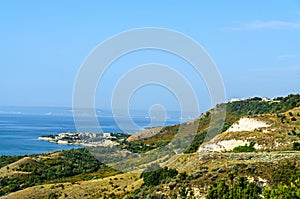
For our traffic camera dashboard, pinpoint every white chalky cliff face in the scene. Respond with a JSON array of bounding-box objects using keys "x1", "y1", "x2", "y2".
[
  {"x1": 198, "y1": 117, "x2": 271, "y2": 152},
  {"x1": 226, "y1": 118, "x2": 270, "y2": 133},
  {"x1": 198, "y1": 139, "x2": 250, "y2": 152}
]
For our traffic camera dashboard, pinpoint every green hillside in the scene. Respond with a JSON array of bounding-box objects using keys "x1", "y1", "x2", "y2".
[
  {"x1": 127, "y1": 94, "x2": 300, "y2": 153},
  {"x1": 0, "y1": 148, "x2": 121, "y2": 196},
  {"x1": 0, "y1": 94, "x2": 300, "y2": 198}
]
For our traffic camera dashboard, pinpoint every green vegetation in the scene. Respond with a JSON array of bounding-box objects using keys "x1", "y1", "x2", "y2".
[
  {"x1": 206, "y1": 161, "x2": 300, "y2": 199},
  {"x1": 123, "y1": 159, "x2": 300, "y2": 198},
  {"x1": 233, "y1": 142, "x2": 256, "y2": 153},
  {"x1": 184, "y1": 130, "x2": 207, "y2": 153},
  {"x1": 187, "y1": 94, "x2": 300, "y2": 153},
  {"x1": 207, "y1": 177, "x2": 262, "y2": 199},
  {"x1": 0, "y1": 148, "x2": 120, "y2": 196},
  {"x1": 226, "y1": 94, "x2": 300, "y2": 116},
  {"x1": 0, "y1": 155, "x2": 22, "y2": 168},
  {"x1": 119, "y1": 139, "x2": 168, "y2": 153},
  {"x1": 127, "y1": 166, "x2": 179, "y2": 198},
  {"x1": 125, "y1": 94, "x2": 300, "y2": 154},
  {"x1": 42, "y1": 192, "x2": 60, "y2": 199},
  {"x1": 18, "y1": 148, "x2": 104, "y2": 177},
  {"x1": 141, "y1": 166, "x2": 178, "y2": 187},
  {"x1": 1, "y1": 94, "x2": 300, "y2": 198},
  {"x1": 139, "y1": 125, "x2": 180, "y2": 145},
  {"x1": 179, "y1": 186, "x2": 195, "y2": 199},
  {"x1": 293, "y1": 142, "x2": 300, "y2": 151},
  {"x1": 271, "y1": 161, "x2": 299, "y2": 185},
  {"x1": 263, "y1": 178, "x2": 300, "y2": 198}
]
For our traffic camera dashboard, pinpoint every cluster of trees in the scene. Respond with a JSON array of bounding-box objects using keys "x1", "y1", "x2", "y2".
[
  {"x1": 0, "y1": 155, "x2": 22, "y2": 168},
  {"x1": 226, "y1": 94, "x2": 300, "y2": 116},
  {"x1": 119, "y1": 139, "x2": 157, "y2": 153},
  {"x1": 18, "y1": 148, "x2": 104, "y2": 180},
  {"x1": 0, "y1": 148, "x2": 117, "y2": 196},
  {"x1": 129, "y1": 159, "x2": 300, "y2": 198},
  {"x1": 207, "y1": 161, "x2": 300, "y2": 199},
  {"x1": 207, "y1": 177, "x2": 262, "y2": 199},
  {"x1": 263, "y1": 178, "x2": 300, "y2": 198},
  {"x1": 141, "y1": 166, "x2": 178, "y2": 187},
  {"x1": 127, "y1": 166, "x2": 179, "y2": 198},
  {"x1": 207, "y1": 175, "x2": 300, "y2": 199}
]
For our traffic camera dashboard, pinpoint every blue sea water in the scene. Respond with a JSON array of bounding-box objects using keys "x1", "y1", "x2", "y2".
[{"x1": 0, "y1": 107, "x2": 182, "y2": 156}]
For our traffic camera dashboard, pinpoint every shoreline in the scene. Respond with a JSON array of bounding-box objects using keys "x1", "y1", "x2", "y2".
[{"x1": 38, "y1": 132, "x2": 129, "y2": 147}]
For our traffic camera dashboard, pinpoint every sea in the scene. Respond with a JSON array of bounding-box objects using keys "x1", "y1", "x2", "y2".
[{"x1": 0, "y1": 106, "x2": 184, "y2": 156}]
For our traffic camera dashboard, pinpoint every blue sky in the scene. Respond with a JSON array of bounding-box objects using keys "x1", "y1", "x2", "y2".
[{"x1": 1, "y1": 1, "x2": 300, "y2": 113}]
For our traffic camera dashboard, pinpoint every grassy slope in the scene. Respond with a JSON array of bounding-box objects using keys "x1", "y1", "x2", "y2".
[
  {"x1": 5, "y1": 171, "x2": 143, "y2": 199},
  {"x1": 0, "y1": 148, "x2": 121, "y2": 197}
]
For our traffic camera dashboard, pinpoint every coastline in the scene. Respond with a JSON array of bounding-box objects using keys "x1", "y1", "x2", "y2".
[{"x1": 38, "y1": 132, "x2": 129, "y2": 147}]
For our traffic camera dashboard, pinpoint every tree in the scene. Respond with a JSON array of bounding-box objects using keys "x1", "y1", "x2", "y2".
[{"x1": 207, "y1": 177, "x2": 262, "y2": 199}]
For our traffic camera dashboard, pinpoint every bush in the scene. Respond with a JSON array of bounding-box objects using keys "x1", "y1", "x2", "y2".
[
  {"x1": 233, "y1": 142, "x2": 256, "y2": 153},
  {"x1": 263, "y1": 180, "x2": 300, "y2": 199},
  {"x1": 141, "y1": 167, "x2": 178, "y2": 187},
  {"x1": 263, "y1": 169, "x2": 300, "y2": 199},
  {"x1": 207, "y1": 177, "x2": 262, "y2": 199},
  {"x1": 293, "y1": 142, "x2": 300, "y2": 151},
  {"x1": 179, "y1": 186, "x2": 195, "y2": 199}
]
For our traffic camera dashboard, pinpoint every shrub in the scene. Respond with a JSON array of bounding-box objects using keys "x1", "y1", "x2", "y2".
[
  {"x1": 263, "y1": 169, "x2": 300, "y2": 199},
  {"x1": 207, "y1": 177, "x2": 262, "y2": 199},
  {"x1": 233, "y1": 142, "x2": 256, "y2": 152},
  {"x1": 263, "y1": 181, "x2": 300, "y2": 199},
  {"x1": 141, "y1": 167, "x2": 178, "y2": 187},
  {"x1": 293, "y1": 142, "x2": 300, "y2": 151},
  {"x1": 179, "y1": 186, "x2": 195, "y2": 199}
]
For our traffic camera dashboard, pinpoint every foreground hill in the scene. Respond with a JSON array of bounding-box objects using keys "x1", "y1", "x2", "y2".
[{"x1": 0, "y1": 94, "x2": 300, "y2": 198}]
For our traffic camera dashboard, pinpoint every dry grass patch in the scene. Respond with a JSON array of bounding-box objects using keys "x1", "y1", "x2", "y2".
[{"x1": 4, "y1": 171, "x2": 143, "y2": 199}]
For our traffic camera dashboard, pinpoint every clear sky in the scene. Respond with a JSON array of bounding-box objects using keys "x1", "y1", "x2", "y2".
[{"x1": 1, "y1": 1, "x2": 300, "y2": 113}]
